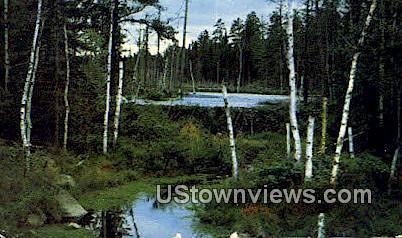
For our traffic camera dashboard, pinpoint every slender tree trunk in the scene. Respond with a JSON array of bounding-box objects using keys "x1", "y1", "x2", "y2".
[
  {"x1": 180, "y1": 0, "x2": 189, "y2": 91},
  {"x1": 170, "y1": 47, "x2": 176, "y2": 91},
  {"x1": 348, "y1": 127, "x2": 355, "y2": 158},
  {"x1": 26, "y1": 20, "x2": 44, "y2": 153},
  {"x1": 237, "y1": 45, "x2": 243, "y2": 93},
  {"x1": 20, "y1": 0, "x2": 43, "y2": 165},
  {"x1": 330, "y1": 0, "x2": 377, "y2": 185},
  {"x1": 223, "y1": 84, "x2": 238, "y2": 178},
  {"x1": 189, "y1": 60, "x2": 196, "y2": 93},
  {"x1": 63, "y1": 24, "x2": 71, "y2": 152},
  {"x1": 113, "y1": 62, "x2": 124, "y2": 148},
  {"x1": 286, "y1": 123, "x2": 291, "y2": 159},
  {"x1": 305, "y1": 116, "x2": 315, "y2": 182},
  {"x1": 285, "y1": 0, "x2": 302, "y2": 162},
  {"x1": 320, "y1": 97, "x2": 328, "y2": 154},
  {"x1": 103, "y1": 0, "x2": 116, "y2": 154},
  {"x1": 317, "y1": 213, "x2": 326, "y2": 238},
  {"x1": 4, "y1": 0, "x2": 10, "y2": 92}
]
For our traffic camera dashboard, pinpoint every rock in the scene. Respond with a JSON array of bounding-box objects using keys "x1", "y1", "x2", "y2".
[
  {"x1": 230, "y1": 232, "x2": 239, "y2": 238},
  {"x1": 26, "y1": 213, "x2": 46, "y2": 228},
  {"x1": 55, "y1": 174, "x2": 76, "y2": 188},
  {"x1": 68, "y1": 222, "x2": 82, "y2": 229},
  {"x1": 55, "y1": 189, "x2": 88, "y2": 219}
]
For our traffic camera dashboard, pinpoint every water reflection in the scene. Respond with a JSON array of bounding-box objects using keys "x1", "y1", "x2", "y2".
[{"x1": 87, "y1": 194, "x2": 211, "y2": 238}]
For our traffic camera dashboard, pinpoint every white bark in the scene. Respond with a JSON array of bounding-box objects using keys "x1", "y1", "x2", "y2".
[
  {"x1": 4, "y1": 0, "x2": 10, "y2": 92},
  {"x1": 63, "y1": 24, "x2": 71, "y2": 152},
  {"x1": 330, "y1": 0, "x2": 377, "y2": 185},
  {"x1": 317, "y1": 213, "x2": 326, "y2": 238},
  {"x1": 189, "y1": 60, "x2": 196, "y2": 93},
  {"x1": 103, "y1": 0, "x2": 116, "y2": 154},
  {"x1": 320, "y1": 97, "x2": 328, "y2": 154},
  {"x1": 286, "y1": 123, "x2": 291, "y2": 159},
  {"x1": 113, "y1": 61, "x2": 124, "y2": 148},
  {"x1": 348, "y1": 127, "x2": 355, "y2": 159},
  {"x1": 305, "y1": 116, "x2": 315, "y2": 182},
  {"x1": 223, "y1": 85, "x2": 238, "y2": 178},
  {"x1": 390, "y1": 148, "x2": 400, "y2": 180},
  {"x1": 20, "y1": 0, "x2": 43, "y2": 161},
  {"x1": 285, "y1": 0, "x2": 302, "y2": 162}
]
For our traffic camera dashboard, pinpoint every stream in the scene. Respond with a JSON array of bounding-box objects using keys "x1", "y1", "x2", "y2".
[{"x1": 88, "y1": 194, "x2": 212, "y2": 238}]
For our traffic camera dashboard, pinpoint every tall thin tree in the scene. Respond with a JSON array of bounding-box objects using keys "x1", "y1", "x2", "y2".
[
  {"x1": 285, "y1": 0, "x2": 302, "y2": 162},
  {"x1": 20, "y1": 0, "x2": 43, "y2": 166},
  {"x1": 103, "y1": 0, "x2": 116, "y2": 154},
  {"x1": 63, "y1": 24, "x2": 71, "y2": 152},
  {"x1": 330, "y1": 0, "x2": 377, "y2": 185}
]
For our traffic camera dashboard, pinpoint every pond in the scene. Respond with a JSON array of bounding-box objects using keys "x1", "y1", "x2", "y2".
[
  {"x1": 128, "y1": 92, "x2": 288, "y2": 108},
  {"x1": 87, "y1": 194, "x2": 212, "y2": 238}
]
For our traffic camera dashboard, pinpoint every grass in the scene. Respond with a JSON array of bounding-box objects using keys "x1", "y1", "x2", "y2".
[
  {"x1": 33, "y1": 225, "x2": 96, "y2": 238},
  {"x1": 79, "y1": 174, "x2": 213, "y2": 210}
]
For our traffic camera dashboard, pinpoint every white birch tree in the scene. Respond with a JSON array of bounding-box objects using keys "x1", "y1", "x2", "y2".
[
  {"x1": 189, "y1": 60, "x2": 196, "y2": 93},
  {"x1": 63, "y1": 24, "x2": 71, "y2": 152},
  {"x1": 305, "y1": 116, "x2": 315, "y2": 182},
  {"x1": 320, "y1": 97, "x2": 328, "y2": 154},
  {"x1": 330, "y1": 0, "x2": 377, "y2": 185},
  {"x1": 20, "y1": 0, "x2": 43, "y2": 163},
  {"x1": 348, "y1": 127, "x2": 355, "y2": 159},
  {"x1": 103, "y1": 0, "x2": 116, "y2": 154},
  {"x1": 317, "y1": 213, "x2": 326, "y2": 238},
  {"x1": 113, "y1": 61, "x2": 124, "y2": 148},
  {"x1": 223, "y1": 84, "x2": 238, "y2": 178},
  {"x1": 284, "y1": 0, "x2": 302, "y2": 162}
]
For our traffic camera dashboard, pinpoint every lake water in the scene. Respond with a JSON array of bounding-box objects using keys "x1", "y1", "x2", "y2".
[{"x1": 129, "y1": 92, "x2": 288, "y2": 108}]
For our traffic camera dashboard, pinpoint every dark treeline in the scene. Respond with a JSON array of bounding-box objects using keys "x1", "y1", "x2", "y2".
[{"x1": 0, "y1": 0, "x2": 401, "y2": 156}]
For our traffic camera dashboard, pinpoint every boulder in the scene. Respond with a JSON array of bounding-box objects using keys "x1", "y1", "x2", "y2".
[
  {"x1": 55, "y1": 174, "x2": 76, "y2": 188},
  {"x1": 55, "y1": 189, "x2": 88, "y2": 219}
]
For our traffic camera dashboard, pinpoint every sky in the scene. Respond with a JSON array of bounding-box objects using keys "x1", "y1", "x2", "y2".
[{"x1": 122, "y1": 0, "x2": 281, "y2": 55}]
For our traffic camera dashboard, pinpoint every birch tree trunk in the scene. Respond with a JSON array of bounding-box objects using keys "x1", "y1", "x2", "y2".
[
  {"x1": 330, "y1": 0, "x2": 377, "y2": 185},
  {"x1": 348, "y1": 127, "x2": 355, "y2": 159},
  {"x1": 223, "y1": 85, "x2": 238, "y2": 178},
  {"x1": 317, "y1": 213, "x2": 326, "y2": 238},
  {"x1": 305, "y1": 116, "x2": 315, "y2": 182},
  {"x1": 20, "y1": 0, "x2": 43, "y2": 162},
  {"x1": 320, "y1": 97, "x2": 328, "y2": 154},
  {"x1": 236, "y1": 45, "x2": 243, "y2": 93},
  {"x1": 103, "y1": 0, "x2": 116, "y2": 154},
  {"x1": 4, "y1": 0, "x2": 10, "y2": 92},
  {"x1": 113, "y1": 61, "x2": 124, "y2": 148},
  {"x1": 286, "y1": 123, "x2": 291, "y2": 159},
  {"x1": 285, "y1": 0, "x2": 302, "y2": 162},
  {"x1": 63, "y1": 24, "x2": 71, "y2": 152},
  {"x1": 189, "y1": 60, "x2": 196, "y2": 94}
]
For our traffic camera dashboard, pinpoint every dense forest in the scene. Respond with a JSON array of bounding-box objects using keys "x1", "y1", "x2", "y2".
[{"x1": 0, "y1": 0, "x2": 401, "y2": 237}]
